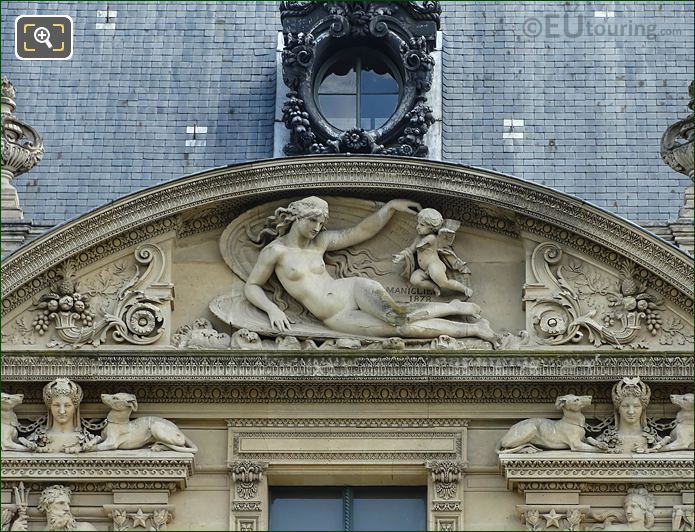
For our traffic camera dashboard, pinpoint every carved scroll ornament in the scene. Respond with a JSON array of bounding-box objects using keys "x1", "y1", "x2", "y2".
[
  {"x1": 525, "y1": 242, "x2": 693, "y2": 349},
  {"x1": 23, "y1": 243, "x2": 173, "y2": 348}
]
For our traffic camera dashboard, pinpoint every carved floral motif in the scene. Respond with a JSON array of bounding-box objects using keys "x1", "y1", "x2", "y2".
[
  {"x1": 526, "y1": 242, "x2": 693, "y2": 349},
  {"x1": 426, "y1": 460, "x2": 465, "y2": 500},
  {"x1": 5, "y1": 244, "x2": 172, "y2": 348},
  {"x1": 230, "y1": 461, "x2": 268, "y2": 500}
]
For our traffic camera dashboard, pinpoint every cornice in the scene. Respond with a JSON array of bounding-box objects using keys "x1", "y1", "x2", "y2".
[
  {"x1": 499, "y1": 451, "x2": 694, "y2": 486},
  {"x1": 1, "y1": 352, "x2": 692, "y2": 383},
  {"x1": 0, "y1": 451, "x2": 195, "y2": 489}
]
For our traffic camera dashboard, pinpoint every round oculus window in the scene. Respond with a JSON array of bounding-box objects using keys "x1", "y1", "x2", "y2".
[{"x1": 316, "y1": 50, "x2": 401, "y2": 131}]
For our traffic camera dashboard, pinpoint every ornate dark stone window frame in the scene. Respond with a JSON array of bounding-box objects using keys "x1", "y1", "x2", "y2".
[{"x1": 280, "y1": 1, "x2": 441, "y2": 157}]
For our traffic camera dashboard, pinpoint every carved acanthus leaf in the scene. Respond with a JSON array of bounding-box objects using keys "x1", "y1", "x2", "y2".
[{"x1": 229, "y1": 461, "x2": 268, "y2": 500}]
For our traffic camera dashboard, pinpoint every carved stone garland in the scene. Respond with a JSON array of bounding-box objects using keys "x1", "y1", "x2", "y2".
[{"x1": 280, "y1": 1, "x2": 440, "y2": 156}]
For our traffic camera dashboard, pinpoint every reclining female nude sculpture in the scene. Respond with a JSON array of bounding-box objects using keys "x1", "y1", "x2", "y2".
[{"x1": 242, "y1": 196, "x2": 499, "y2": 345}]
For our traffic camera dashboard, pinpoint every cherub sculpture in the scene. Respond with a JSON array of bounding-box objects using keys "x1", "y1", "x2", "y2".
[{"x1": 393, "y1": 208, "x2": 472, "y2": 298}]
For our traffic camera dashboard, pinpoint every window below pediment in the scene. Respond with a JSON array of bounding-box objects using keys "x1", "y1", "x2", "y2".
[{"x1": 269, "y1": 486, "x2": 427, "y2": 531}]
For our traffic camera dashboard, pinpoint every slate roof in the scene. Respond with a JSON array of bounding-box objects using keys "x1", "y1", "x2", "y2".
[{"x1": 1, "y1": 1, "x2": 692, "y2": 227}]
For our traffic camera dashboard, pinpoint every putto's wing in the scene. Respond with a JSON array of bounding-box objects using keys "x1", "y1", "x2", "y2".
[
  {"x1": 442, "y1": 219, "x2": 461, "y2": 232},
  {"x1": 437, "y1": 228, "x2": 456, "y2": 247}
]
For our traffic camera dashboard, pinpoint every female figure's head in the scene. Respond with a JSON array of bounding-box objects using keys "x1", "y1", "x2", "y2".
[
  {"x1": 254, "y1": 196, "x2": 329, "y2": 246},
  {"x1": 416, "y1": 208, "x2": 444, "y2": 236},
  {"x1": 42, "y1": 378, "x2": 83, "y2": 432},
  {"x1": 623, "y1": 488, "x2": 655, "y2": 529},
  {"x1": 612, "y1": 377, "x2": 650, "y2": 430}
]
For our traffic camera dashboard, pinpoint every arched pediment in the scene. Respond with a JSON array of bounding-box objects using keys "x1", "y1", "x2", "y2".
[{"x1": 1, "y1": 156, "x2": 692, "y2": 354}]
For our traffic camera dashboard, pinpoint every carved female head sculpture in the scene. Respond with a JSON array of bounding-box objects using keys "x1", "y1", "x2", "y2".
[
  {"x1": 612, "y1": 377, "x2": 650, "y2": 431},
  {"x1": 253, "y1": 196, "x2": 329, "y2": 246},
  {"x1": 623, "y1": 488, "x2": 655, "y2": 529},
  {"x1": 43, "y1": 378, "x2": 83, "y2": 432}
]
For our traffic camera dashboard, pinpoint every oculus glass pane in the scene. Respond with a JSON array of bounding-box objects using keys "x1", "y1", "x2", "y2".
[{"x1": 317, "y1": 50, "x2": 400, "y2": 131}]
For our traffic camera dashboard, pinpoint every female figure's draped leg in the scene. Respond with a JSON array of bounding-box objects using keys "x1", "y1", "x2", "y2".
[
  {"x1": 342, "y1": 278, "x2": 497, "y2": 346},
  {"x1": 352, "y1": 278, "x2": 480, "y2": 325}
]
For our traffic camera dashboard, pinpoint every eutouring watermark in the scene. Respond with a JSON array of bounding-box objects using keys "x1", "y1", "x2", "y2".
[{"x1": 521, "y1": 14, "x2": 682, "y2": 41}]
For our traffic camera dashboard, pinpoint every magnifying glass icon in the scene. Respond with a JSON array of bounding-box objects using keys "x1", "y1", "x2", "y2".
[{"x1": 33, "y1": 26, "x2": 53, "y2": 49}]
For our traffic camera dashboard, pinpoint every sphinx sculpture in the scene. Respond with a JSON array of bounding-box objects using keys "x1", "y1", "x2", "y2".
[
  {"x1": 496, "y1": 394, "x2": 607, "y2": 453},
  {"x1": 497, "y1": 377, "x2": 691, "y2": 454},
  {"x1": 2, "y1": 379, "x2": 197, "y2": 454},
  {"x1": 213, "y1": 196, "x2": 500, "y2": 347}
]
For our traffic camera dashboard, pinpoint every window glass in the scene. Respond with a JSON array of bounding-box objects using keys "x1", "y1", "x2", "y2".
[
  {"x1": 320, "y1": 59, "x2": 357, "y2": 94},
  {"x1": 318, "y1": 94, "x2": 357, "y2": 131},
  {"x1": 269, "y1": 487, "x2": 343, "y2": 531},
  {"x1": 360, "y1": 94, "x2": 399, "y2": 130},
  {"x1": 316, "y1": 50, "x2": 400, "y2": 131},
  {"x1": 269, "y1": 486, "x2": 426, "y2": 531},
  {"x1": 352, "y1": 487, "x2": 427, "y2": 531},
  {"x1": 360, "y1": 63, "x2": 398, "y2": 94}
]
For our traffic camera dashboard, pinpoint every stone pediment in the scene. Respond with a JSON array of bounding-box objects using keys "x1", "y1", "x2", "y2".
[{"x1": 0, "y1": 156, "x2": 692, "y2": 356}]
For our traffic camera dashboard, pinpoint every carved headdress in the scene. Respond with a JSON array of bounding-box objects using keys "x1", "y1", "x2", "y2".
[
  {"x1": 611, "y1": 377, "x2": 650, "y2": 427},
  {"x1": 42, "y1": 378, "x2": 83, "y2": 430}
]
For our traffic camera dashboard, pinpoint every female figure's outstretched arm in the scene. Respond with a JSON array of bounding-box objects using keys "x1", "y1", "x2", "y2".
[
  {"x1": 324, "y1": 199, "x2": 421, "y2": 251},
  {"x1": 244, "y1": 245, "x2": 291, "y2": 331}
]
